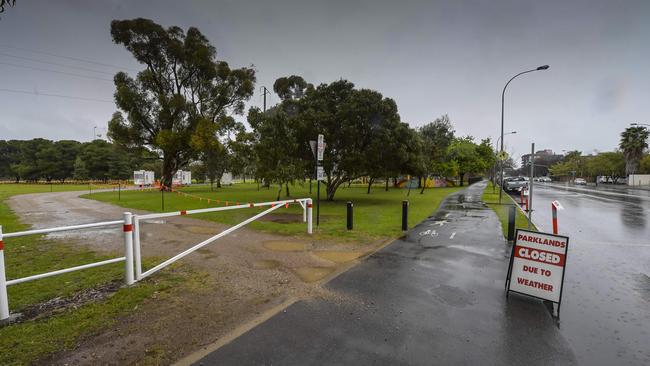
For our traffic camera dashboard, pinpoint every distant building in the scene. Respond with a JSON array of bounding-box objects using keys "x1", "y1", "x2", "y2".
[{"x1": 520, "y1": 149, "x2": 563, "y2": 176}]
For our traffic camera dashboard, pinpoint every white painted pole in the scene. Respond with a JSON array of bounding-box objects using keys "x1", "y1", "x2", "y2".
[
  {"x1": 307, "y1": 199, "x2": 313, "y2": 234},
  {"x1": 123, "y1": 212, "x2": 135, "y2": 286},
  {"x1": 0, "y1": 225, "x2": 9, "y2": 322},
  {"x1": 302, "y1": 200, "x2": 307, "y2": 222},
  {"x1": 132, "y1": 215, "x2": 142, "y2": 281}
]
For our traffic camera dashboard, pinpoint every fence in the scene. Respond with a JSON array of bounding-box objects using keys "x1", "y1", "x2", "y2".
[{"x1": 0, "y1": 198, "x2": 312, "y2": 322}]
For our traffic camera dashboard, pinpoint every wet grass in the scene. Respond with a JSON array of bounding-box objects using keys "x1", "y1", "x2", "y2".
[
  {"x1": 87, "y1": 182, "x2": 462, "y2": 243},
  {"x1": 0, "y1": 183, "x2": 192, "y2": 365},
  {"x1": 482, "y1": 182, "x2": 537, "y2": 238}
]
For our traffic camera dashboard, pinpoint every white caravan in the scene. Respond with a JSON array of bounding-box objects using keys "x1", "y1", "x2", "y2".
[
  {"x1": 133, "y1": 170, "x2": 155, "y2": 186},
  {"x1": 173, "y1": 170, "x2": 192, "y2": 186}
]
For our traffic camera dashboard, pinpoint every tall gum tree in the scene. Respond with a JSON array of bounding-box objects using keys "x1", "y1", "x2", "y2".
[{"x1": 107, "y1": 18, "x2": 255, "y2": 188}]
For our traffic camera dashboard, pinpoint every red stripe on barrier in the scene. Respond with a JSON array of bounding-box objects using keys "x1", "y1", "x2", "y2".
[
  {"x1": 236, "y1": 202, "x2": 240, "y2": 205},
  {"x1": 226, "y1": 201, "x2": 229, "y2": 206},
  {"x1": 271, "y1": 204, "x2": 275, "y2": 207},
  {"x1": 0, "y1": 240, "x2": 4, "y2": 250},
  {"x1": 285, "y1": 203, "x2": 289, "y2": 208},
  {"x1": 181, "y1": 210, "x2": 187, "y2": 215},
  {"x1": 123, "y1": 224, "x2": 133, "y2": 232},
  {"x1": 307, "y1": 203, "x2": 313, "y2": 208},
  {"x1": 249, "y1": 203, "x2": 254, "y2": 207}
]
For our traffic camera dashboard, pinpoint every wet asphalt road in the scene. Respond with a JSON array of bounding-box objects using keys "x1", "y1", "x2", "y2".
[
  {"x1": 522, "y1": 184, "x2": 650, "y2": 366},
  {"x1": 194, "y1": 182, "x2": 576, "y2": 365}
]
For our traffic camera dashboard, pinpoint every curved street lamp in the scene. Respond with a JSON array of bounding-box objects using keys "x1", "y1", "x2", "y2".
[{"x1": 499, "y1": 65, "x2": 550, "y2": 203}]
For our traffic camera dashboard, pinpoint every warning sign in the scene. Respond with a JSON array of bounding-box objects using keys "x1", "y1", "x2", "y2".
[{"x1": 506, "y1": 229, "x2": 569, "y2": 304}]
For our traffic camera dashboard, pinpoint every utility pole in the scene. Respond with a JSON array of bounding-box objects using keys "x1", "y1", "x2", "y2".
[
  {"x1": 260, "y1": 86, "x2": 270, "y2": 112},
  {"x1": 528, "y1": 143, "x2": 535, "y2": 229}
]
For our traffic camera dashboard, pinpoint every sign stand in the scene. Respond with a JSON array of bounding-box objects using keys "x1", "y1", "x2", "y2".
[
  {"x1": 505, "y1": 228, "x2": 569, "y2": 318},
  {"x1": 311, "y1": 134, "x2": 325, "y2": 227}
]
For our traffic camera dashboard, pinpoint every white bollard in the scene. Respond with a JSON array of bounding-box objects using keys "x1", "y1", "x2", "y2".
[
  {"x1": 0, "y1": 225, "x2": 9, "y2": 322},
  {"x1": 132, "y1": 215, "x2": 142, "y2": 281},
  {"x1": 123, "y1": 213, "x2": 135, "y2": 286},
  {"x1": 302, "y1": 201, "x2": 307, "y2": 223},
  {"x1": 307, "y1": 199, "x2": 313, "y2": 234}
]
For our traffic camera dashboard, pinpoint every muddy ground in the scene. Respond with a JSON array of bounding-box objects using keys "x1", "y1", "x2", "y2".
[{"x1": 8, "y1": 191, "x2": 388, "y2": 365}]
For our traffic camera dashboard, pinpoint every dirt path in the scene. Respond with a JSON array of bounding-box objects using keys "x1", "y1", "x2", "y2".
[{"x1": 8, "y1": 191, "x2": 385, "y2": 365}]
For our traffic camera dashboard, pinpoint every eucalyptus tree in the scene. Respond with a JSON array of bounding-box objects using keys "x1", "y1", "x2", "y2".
[{"x1": 107, "y1": 18, "x2": 255, "y2": 188}]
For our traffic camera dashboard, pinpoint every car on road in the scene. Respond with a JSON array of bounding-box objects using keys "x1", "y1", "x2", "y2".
[
  {"x1": 504, "y1": 177, "x2": 528, "y2": 192},
  {"x1": 539, "y1": 176, "x2": 552, "y2": 183},
  {"x1": 574, "y1": 178, "x2": 587, "y2": 185}
]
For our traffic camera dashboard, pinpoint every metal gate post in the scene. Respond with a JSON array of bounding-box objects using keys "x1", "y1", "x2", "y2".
[
  {"x1": 307, "y1": 199, "x2": 313, "y2": 234},
  {"x1": 0, "y1": 225, "x2": 9, "y2": 322},
  {"x1": 123, "y1": 213, "x2": 135, "y2": 286},
  {"x1": 132, "y1": 215, "x2": 142, "y2": 281}
]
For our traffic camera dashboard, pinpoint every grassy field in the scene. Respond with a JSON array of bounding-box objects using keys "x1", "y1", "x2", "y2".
[
  {"x1": 0, "y1": 183, "x2": 192, "y2": 365},
  {"x1": 482, "y1": 182, "x2": 537, "y2": 238},
  {"x1": 88, "y1": 182, "x2": 462, "y2": 243}
]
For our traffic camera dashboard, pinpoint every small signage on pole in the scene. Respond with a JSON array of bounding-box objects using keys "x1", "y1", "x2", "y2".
[
  {"x1": 317, "y1": 134, "x2": 324, "y2": 161},
  {"x1": 316, "y1": 166, "x2": 325, "y2": 181},
  {"x1": 506, "y1": 229, "x2": 569, "y2": 317}
]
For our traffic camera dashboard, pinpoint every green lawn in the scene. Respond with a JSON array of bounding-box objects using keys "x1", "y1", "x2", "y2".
[
  {"x1": 482, "y1": 182, "x2": 537, "y2": 238},
  {"x1": 88, "y1": 182, "x2": 462, "y2": 243},
  {"x1": 0, "y1": 183, "x2": 192, "y2": 365}
]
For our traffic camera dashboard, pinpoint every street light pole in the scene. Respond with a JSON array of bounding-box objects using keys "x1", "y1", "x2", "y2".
[
  {"x1": 499, "y1": 65, "x2": 549, "y2": 204},
  {"x1": 494, "y1": 131, "x2": 516, "y2": 191}
]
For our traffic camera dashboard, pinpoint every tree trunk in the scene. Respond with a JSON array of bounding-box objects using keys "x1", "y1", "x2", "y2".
[
  {"x1": 243, "y1": 176, "x2": 246, "y2": 183},
  {"x1": 285, "y1": 182, "x2": 290, "y2": 197},
  {"x1": 210, "y1": 179, "x2": 214, "y2": 191},
  {"x1": 385, "y1": 176, "x2": 389, "y2": 191},
  {"x1": 217, "y1": 179, "x2": 221, "y2": 188},
  {"x1": 367, "y1": 177, "x2": 374, "y2": 194},
  {"x1": 459, "y1": 173, "x2": 465, "y2": 186},
  {"x1": 309, "y1": 178, "x2": 312, "y2": 194},
  {"x1": 420, "y1": 173, "x2": 428, "y2": 194},
  {"x1": 418, "y1": 176, "x2": 422, "y2": 188},
  {"x1": 276, "y1": 184, "x2": 282, "y2": 201}
]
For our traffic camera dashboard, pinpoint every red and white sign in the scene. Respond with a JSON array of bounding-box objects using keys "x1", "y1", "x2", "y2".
[{"x1": 507, "y1": 229, "x2": 569, "y2": 303}]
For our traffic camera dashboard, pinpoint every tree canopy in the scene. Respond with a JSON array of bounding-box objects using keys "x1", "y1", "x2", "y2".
[{"x1": 107, "y1": 18, "x2": 255, "y2": 188}]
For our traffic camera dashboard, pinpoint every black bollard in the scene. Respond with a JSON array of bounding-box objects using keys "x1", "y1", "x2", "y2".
[
  {"x1": 402, "y1": 200, "x2": 409, "y2": 231},
  {"x1": 507, "y1": 205, "x2": 516, "y2": 242},
  {"x1": 346, "y1": 201, "x2": 353, "y2": 230}
]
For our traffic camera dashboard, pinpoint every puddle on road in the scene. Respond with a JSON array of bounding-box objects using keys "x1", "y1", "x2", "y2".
[
  {"x1": 292, "y1": 267, "x2": 334, "y2": 282},
  {"x1": 314, "y1": 251, "x2": 363, "y2": 263},
  {"x1": 253, "y1": 259, "x2": 282, "y2": 269},
  {"x1": 181, "y1": 226, "x2": 219, "y2": 235},
  {"x1": 263, "y1": 240, "x2": 305, "y2": 252}
]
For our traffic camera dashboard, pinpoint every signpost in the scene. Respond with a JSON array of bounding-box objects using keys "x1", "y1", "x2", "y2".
[
  {"x1": 315, "y1": 134, "x2": 324, "y2": 227},
  {"x1": 506, "y1": 229, "x2": 569, "y2": 317}
]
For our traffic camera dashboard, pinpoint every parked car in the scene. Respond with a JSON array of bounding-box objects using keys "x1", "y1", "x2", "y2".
[
  {"x1": 504, "y1": 177, "x2": 528, "y2": 192},
  {"x1": 539, "y1": 176, "x2": 552, "y2": 183},
  {"x1": 574, "y1": 178, "x2": 587, "y2": 185}
]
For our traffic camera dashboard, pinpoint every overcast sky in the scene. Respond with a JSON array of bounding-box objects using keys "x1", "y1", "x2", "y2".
[{"x1": 1, "y1": 0, "x2": 648, "y2": 163}]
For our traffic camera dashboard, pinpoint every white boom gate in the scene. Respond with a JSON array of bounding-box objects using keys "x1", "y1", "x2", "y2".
[
  {"x1": 132, "y1": 198, "x2": 313, "y2": 281},
  {"x1": 0, "y1": 214, "x2": 136, "y2": 322},
  {"x1": 0, "y1": 198, "x2": 313, "y2": 322}
]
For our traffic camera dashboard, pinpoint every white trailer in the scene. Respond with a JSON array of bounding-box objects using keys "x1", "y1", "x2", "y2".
[
  {"x1": 221, "y1": 172, "x2": 233, "y2": 185},
  {"x1": 173, "y1": 170, "x2": 192, "y2": 186},
  {"x1": 133, "y1": 170, "x2": 155, "y2": 186}
]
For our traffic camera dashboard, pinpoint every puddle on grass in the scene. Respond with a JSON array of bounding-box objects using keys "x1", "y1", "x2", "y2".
[
  {"x1": 314, "y1": 251, "x2": 363, "y2": 263},
  {"x1": 263, "y1": 240, "x2": 305, "y2": 252},
  {"x1": 292, "y1": 267, "x2": 334, "y2": 283},
  {"x1": 253, "y1": 259, "x2": 282, "y2": 269}
]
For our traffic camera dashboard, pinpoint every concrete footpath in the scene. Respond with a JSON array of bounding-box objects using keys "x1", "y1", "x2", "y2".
[{"x1": 190, "y1": 181, "x2": 576, "y2": 365}]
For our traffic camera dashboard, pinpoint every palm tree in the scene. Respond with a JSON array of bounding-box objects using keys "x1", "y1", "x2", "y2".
[{"x1": 619, "y1": 126, "x2": 649, "y2": 176}]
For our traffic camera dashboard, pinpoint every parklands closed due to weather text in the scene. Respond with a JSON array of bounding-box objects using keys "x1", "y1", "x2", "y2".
[{"x1": 506, "y1": 229, "x2": 569, "y2": 304}]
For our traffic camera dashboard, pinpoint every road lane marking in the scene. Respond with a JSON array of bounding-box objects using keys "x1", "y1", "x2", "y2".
[{"x1": 450, "y1": 232, "x2": 456, "y2": 239}]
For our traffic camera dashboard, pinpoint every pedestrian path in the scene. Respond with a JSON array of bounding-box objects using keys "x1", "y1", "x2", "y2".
[{"x1": 186, "y1": 182, "x2": 576, "y2": 365}]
